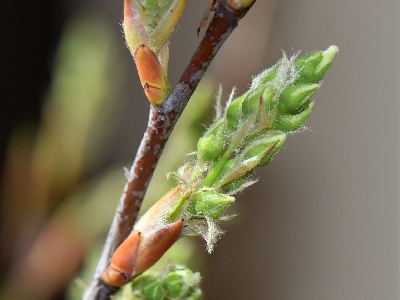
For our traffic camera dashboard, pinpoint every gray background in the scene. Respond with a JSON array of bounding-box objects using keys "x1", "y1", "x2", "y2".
[{"x1": 202, "y1": 1, "x2": 400, "y2": 299}]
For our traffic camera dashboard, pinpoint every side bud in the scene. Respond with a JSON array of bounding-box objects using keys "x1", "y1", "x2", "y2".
[
  {"x1": 226, "y1": 94, "x2": 246, "y2": 131},
  {"x1": 242, "y1": 85, "x2": 274, "y2": 119},
  {"x1": 197, "y1": 119, "x2": 226, "y2": 162},
  {"x1": 243, "y1": 132, "x2": 287, "y2": 166},
  {"x1": 272, "y1": 101, "x2": 315, "y2": 131},
  {"x1": 130, "y1": 264, "x2": 202, "y2": 300},
  {"x1": 211, "y1": 138, "x2": 279, "y2": 188},
  {"x1": 134, "y1": 44, "x2": 171, "y2": 105},
  {"x1": 278, "y1": 83, "x2": 318, "y2": 114},
  {"x1": 102, "y1": 186, "x2": 186, "y2": 287},
  {"x1": 188, "y1": 190, "x2": 235, "y2": 218}
]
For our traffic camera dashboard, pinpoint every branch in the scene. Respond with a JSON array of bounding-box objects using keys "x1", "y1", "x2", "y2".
[{"x1": 83, "y1": 2, "x2": 253, "y2": 299}]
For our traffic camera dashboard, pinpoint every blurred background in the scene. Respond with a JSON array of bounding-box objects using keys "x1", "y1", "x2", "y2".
[{"x1": 0, "y1": 0, "x2": 399, "y2": 299}]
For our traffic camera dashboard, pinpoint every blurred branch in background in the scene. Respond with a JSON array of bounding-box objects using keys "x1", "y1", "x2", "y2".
[{"x1": 0, "y1": 13, "x2": 125, "y2": 299}]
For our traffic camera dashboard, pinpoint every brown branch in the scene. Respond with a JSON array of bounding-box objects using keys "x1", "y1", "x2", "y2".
[{"x1": 83, "y1": 2, "x2": 253, "y2": 299}]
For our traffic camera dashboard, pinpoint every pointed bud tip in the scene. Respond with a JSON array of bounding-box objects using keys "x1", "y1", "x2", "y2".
[
  {"x1": 278, "y1": 83, "x2": 318, "y2": 114},
  {"x1": 317, "y1": 45, "x2": 339, "y2": 73},
  {"x1": 134, "y1": 219, "x2": 184, "y2": 275}
]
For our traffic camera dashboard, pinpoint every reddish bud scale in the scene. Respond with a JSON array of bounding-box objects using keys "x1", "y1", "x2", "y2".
[
  {"x1": 135, "y1": 219, "x2": 184, "y2": 275},
  {"x1": 102, "y1": 219, "x2": 184, "y2": 287},
  {"x1": 102, "y1": 230, "x2": 141, "y2": 287},
  {"x1": 134, "y1": 44, "x2": 171, "y2": 105}
]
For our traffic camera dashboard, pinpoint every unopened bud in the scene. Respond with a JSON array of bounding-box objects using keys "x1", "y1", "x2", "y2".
[
  {"x1": 102, "y1": 219, "x2": 184, "y2": 287},
  {"x1": 138, "y1": 275, "x2": 165, "y2": 300},
  {"x1": 197, "y1": 119, "x2": 226, "y2": 162},
  {"x1": 242, "y1": 85, "x2": 274, "y2": 119},
  {"x1": 296, "y1": 45, "x2": 338, "y2": 83},
  {"x1": 124, "y1": 0, "x2": 187, "y2": 57},
  {"x1": 102, "y1": 230, "x2": 141, "y2": 287},
  {"x1": 134, "y1": 44, "x2": 171, "y2": 105},
  {"x1": 130, "y1": 264, "x2": 202, "y2": 300},
  {"x1": 226, "y1": 94, "x2": 246, "y2": 130},
  {"x1": 188, "y1": 191, "x2": 235, "y2": 218},
  {"x1": 278, "y1": 83, "x2": 318, "y2": 114},
  {"x1": 164, "y1": 265, "x2": 202, "y2": 298},
  {"x1": 134, "y1": 219, "x2": 184, "y2": 275},
  {"x1": 272, "y1": 101, "x2": 315, "y2": 131},
  {"x1": 243, "y1": 132, "x2": 287, "y2": 166},
  {"x1": 220, "y1": 174, "x2": 249, "y2": 191},
  {"x1": 211, "y1": 141, "x2": 275, "y2": 188}
]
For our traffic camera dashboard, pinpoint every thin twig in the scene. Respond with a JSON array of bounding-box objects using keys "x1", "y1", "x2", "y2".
[{"x1": 83, "y1": 2, "x2": 253, "y2": 299}]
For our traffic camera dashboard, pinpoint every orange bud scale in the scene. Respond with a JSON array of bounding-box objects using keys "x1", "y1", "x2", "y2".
[
  {"x1": 134, "y1": 44, "x2": 171, "y2": 105},
  {"x1": 102, "y1": 219, "x2": 184, "y2": 287}
]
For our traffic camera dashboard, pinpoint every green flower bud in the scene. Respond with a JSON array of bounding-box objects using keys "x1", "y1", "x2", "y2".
[
  {"x1": 212, "y1": 145, "x2": 272, "y2": 188},
  {"x1": 188, "y1": 191, "x2": 235, "y2": 218},
  {"x1": 243, "y1": 132, "x2": 287, "y2": 166},
  {"x1": 197, "y1": 119, "x2": 225, "y2": 162},
  {"x1": 164, "y1": 266, "x2": 201, "y2": 298},
  {"x1": 295, "y1": 51, "x2": 323, "y2": 83},
  {"x1": 242, "y1": 85, "x2": 274, "y2": 119},
  {"x1": 295, "y1": 45, "x2": 338, "y2": 83},
  {"x1": 278, "y1": 83, "x2": 318, "y2": 114},
  {"x1": 226, "y1": 94, "x2": 246, "y2": 131},
  {"x1": 142, "y1": 277, "x2": 165, "y2": 300},
  {"x1": 188, "y1": 289, "x2": 203, "y2": 300},
  {"x1": 220, "y1": 173, "x2": 250, "y2": 191},
  {"x1": 129, "y1": 265, "x2": 202, "y2": 300},
  {"x1": 165, "y1": 271, "x2": 185, "y2": 297},
  {"x1": 250, "y1": 65, "x2": 277, "y2": 89},
  {"x1": 272, "y1": 101, "x2": 315, "y2": 131}
]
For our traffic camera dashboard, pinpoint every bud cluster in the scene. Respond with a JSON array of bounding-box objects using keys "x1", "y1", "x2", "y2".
[
  {"x1": 102, "y1": 46, "x2": 338, "y2": 288},
  {"x1": 115, "y1": 263, "x2": 202, "y2": 300},
  {"x1": 179, "y1": 46, "x2": 338, "y2": 250}
]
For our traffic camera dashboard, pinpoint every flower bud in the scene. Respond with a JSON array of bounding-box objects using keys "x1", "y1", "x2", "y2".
[
  {"x1": 211, "y1": 139, "x2": 277, "y2": 188},
  {"x1": 124, "y1": 0, "x2": 187, "y2": 105},
  {"x1": 102, "y1": 186, "x2": 186, "y2": 287},
  {"x1": 134, "y1": 44, "x2": 171, "y2": 105},
  {"x1": 197, "y1": 119, "x2": 226, "y2": 162},
  {"x1": 226, "y1": 94, "x2": 246, "y2": 131},
  {"x1": 250, "y1": 65, "x2": 277, "y2": 89},
  {"x1": 164, "y1": 265, "x2": 202, "y2": 298},
  {"x1": 220, "y1": 174, "x2": 249, "y2": 191},
  {"x1": 295, "y1": 45, "x2": 338, "y2": 83},
  {"x1": 102, "y1": 219, "x2": 184, "y2": 287},
  {"x1": 243, "y1": 132, "x2": 287, "y2": 166},
  {"x1": 272, "y1": 101, "x2": 315, "y2": 131},
  {"x1": 278, "y1": 83, "x2": 318, "y2": 114},
  {"x1": 130, "y1": 264, "x2": 202, "y2": 300},
  {"x1": 188, "y1": 190, "x2": 235, "y2": 218},
  {"x1": 242, "y1": 85, "x2": 274, "y2": 119},
  {"x1": 124, "y1": 0, "x2": 187, "y2": 57},
  {"x1": 141, "y1": 278, "x2": 165, "y2": 300}
]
